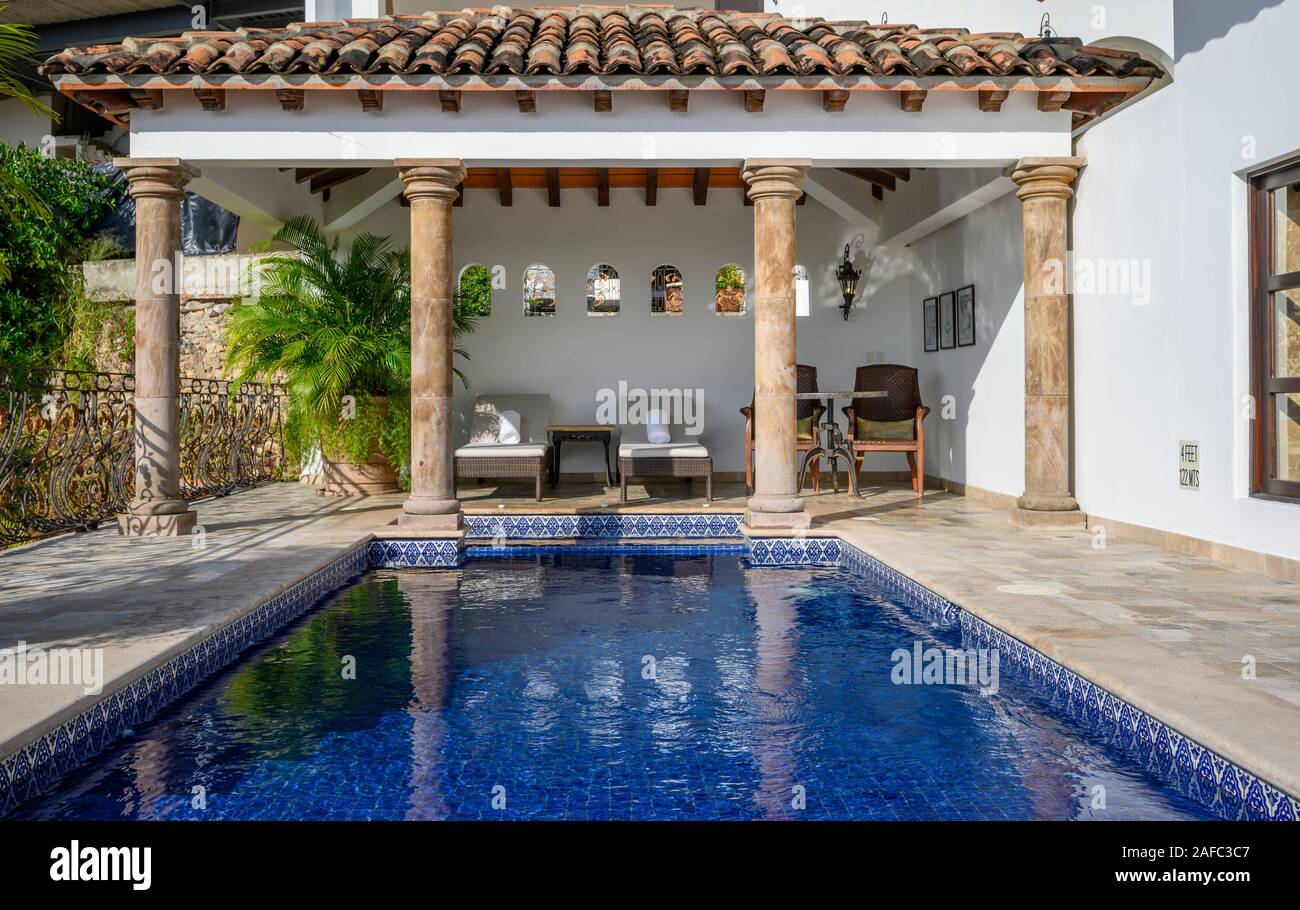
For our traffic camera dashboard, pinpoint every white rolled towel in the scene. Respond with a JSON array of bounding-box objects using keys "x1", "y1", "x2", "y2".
[
  {"x1": 497, "y1": 409, "x2": 522, "y2": 444},
  {"x1": 646, "y1": 408, "x2": 671, "y2": 444}
]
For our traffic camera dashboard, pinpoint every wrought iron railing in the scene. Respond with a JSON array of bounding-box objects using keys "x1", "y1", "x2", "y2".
[{"x1": 0, "y1": 367, "x2": 287, "y2": 546}]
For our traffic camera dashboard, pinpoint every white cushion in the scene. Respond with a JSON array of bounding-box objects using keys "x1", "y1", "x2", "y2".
[
  {"x1": 619, "y1": 442, "x2": 709, "y2": 459},
  {"x1": 646, "y1": 408, "x2": 670, "y2": 444},
  {"x1": 456, "y1": 443, "x2": 549, "y2": 459},
  {"x1": 497, "y1": 409, "x2": 521, "y2": 444}
]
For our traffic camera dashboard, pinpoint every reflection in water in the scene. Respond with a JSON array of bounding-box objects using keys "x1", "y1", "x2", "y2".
[
  {"x1": 747, "y1": 570, "x2": 806, "y2": 819},
  {"x1": 17, "y1": 552, "x2": 1219, "y2": 821},
  {"x1": 399, "y1": 570, "x2": 458, "y2": 820}
]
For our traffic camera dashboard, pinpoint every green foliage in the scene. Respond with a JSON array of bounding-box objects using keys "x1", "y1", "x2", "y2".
[
  {"x1": 0, "y1": 143, "x2": 121, "y2": 367},
  {"x1": 457, "y1": 263, "x2": 492, "y2": 317},
  {"x1": 0, "y1": 9, "x2": 54, "y2": 122},
  {"x1": 227, "y1": 216, "x2": 474, "y2": 476},
  {"x1": 715, "y1": 263, "x2": 746, "y2": 292}
]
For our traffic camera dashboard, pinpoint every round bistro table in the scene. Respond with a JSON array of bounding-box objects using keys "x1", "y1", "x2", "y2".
[{"x1": 793, "y1": 390, "x2": 887, "y2": 498}]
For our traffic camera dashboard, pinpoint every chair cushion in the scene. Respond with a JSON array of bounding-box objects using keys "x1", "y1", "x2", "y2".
[
  {"x1": 857, "y1": 417, "x2": 915, "y2": 440},
  {"x1": 619, "y1": 442, "x2": 710, "y2": 459},
  {"x1": 455, "y1": 443, "x2": 549, "y2": 459},
  {"x1": 796, "y1": 415, "x2": 814, "y2": 440}
]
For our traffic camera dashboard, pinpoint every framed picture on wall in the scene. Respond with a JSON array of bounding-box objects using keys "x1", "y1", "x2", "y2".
[
  {"x1": 923, "y1": 296, "x2": 939, "y2": 352},
  {"x1": 956, "y1": 284, "x2": 976, "y2": 346},
  {"x1": 939, "y1": 291, "x2": 956, "y2": 349}
]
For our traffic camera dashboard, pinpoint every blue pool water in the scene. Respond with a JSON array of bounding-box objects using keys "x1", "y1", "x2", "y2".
[{"x1": 20, "y1": 550, "x2": 1217, "y2": 820}]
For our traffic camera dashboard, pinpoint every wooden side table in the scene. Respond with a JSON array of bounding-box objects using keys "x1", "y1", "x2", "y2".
[{"x1": 547, "y1": 424, "x2": 616, "y2": 488}]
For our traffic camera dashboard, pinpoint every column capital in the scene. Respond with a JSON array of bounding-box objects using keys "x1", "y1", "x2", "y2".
[
  {"x1": 1008, "y1": 156, "x2": 1086, "y2": 202},
  {"x1": 396, "y1": 159, "x2": 466, "y2": 202},
  {"x1": 742, "y1": 159, "x2": 811, "y2": 201},
  {"x1": 112, "y1": 157, "x2": 199, "y2": 199}
]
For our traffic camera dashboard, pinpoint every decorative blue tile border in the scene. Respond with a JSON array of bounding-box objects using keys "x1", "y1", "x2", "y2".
[
  {"x1": 0, "y1": 542, "x2": 371, "y2": 817},
  {"x1": 464, "y1": 512, "x2": 743, "y2": 540},
  {"x1": 747, "y1": 536, "x2": 842, "y2": 567},
  {"x1": 828, "y1": 538, "x2": 1300, "y2": 822},
  {"x1": 368, "y1": 539, "x2": 461, "y2": 568}
]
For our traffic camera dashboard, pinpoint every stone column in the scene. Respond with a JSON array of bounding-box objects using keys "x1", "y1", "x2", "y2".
[
  {"x1": 114, "y1": 158, "x2": 199, "y2": 537},
  {"x1": 1009, "y1": 157, "x2": 1087, "y2": 529},
  {"x1": 742, "y1": 159, "x2": 811, "y2": 530},
  {"x1": 396, "y1": 159, "x2": 465, "y2": 529}
]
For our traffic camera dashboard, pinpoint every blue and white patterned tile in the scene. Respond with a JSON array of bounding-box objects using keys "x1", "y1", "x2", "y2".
[
  {"x1": 366, "y1": 539, "x2": 461, "y2": 568},
  {"x1": 464, "y1": 512, "x2": 743, "y2": 540},
  {"x1": 748, "y1": 536, "x2": 842, "y2": 566}
]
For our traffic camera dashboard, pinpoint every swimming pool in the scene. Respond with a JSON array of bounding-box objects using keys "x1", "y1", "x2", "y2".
[{"x1": 17, "y1": 548, "x2": 1224, "y2": 820}]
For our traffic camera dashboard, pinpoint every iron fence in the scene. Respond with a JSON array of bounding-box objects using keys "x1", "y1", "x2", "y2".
[{"x1": 0, "y1": 367, "x2": 287, "y2": 546}]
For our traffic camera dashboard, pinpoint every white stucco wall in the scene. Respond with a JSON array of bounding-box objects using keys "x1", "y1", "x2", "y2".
[
  {"x1": 347, "y1": 181, "x2": 914, "y2": 476},
  {"x1": 1068, "y1": 0, "x2": 1300, "y2": 560},
  {"x1": 908, "y1": 191, "x2": 1026, "y2": 498},
  {"x1": 0, "y1": 96, "x2": 51, "y2": 150}
]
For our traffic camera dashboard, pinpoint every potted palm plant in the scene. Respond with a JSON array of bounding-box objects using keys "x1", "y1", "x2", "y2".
[{"x1": 226, "y1": 216, "x2": 474, "y2": 496}]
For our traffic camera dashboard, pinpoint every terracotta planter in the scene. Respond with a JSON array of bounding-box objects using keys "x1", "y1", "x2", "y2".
[{"x1": 318, "y1": 395, "x2": 401, "y2": 496}]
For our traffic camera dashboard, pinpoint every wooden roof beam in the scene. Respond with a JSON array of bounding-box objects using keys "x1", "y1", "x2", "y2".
[
  {"x1": 1037, "y1": 90, "x2": 1070, "y2": 112},
  {"x1": 692, "y1": 167, "x2": 709, "y2": 206},
  {"x1": 822, "y1": 89, "x2": 849, "y2": 112},
  {"x1": 668, "y1": 89, "x2": 688, "y2": 112},
  {"x1": 978, "y1": 89, "x2": 1008, "y2": 112},
  {"x1": 900, "y1": 90, "x2": 927, "y2": 112},
  {"x1": 357, "y1": 89, "x2": 382, "y2": 112},
  {"x1": 194, "y1": 87, "x2": 225, "y2": 111},
  {"x1": 309, "y1": 168, "x2": 368, "y2": 194},
  {"x1": 547, "y1": 167, "x2": 560, "y2": 207},
  {"x1": 744, "y1": 89, "x2": 764, "y2": 112},
  {"x1": 593, "y1": 89, "x2": 612, "y2": 112},
  {"x1": 439, "y1": 89, "x2": 460, "y2": 112},
  {"x1": 276, "y1": 88, "x2": 304, "y2": 111},
  {"x1": 645, "y1": 168, "x2": 658, "y2": 206},
  {"x1": 516, "y1": 90, "x2": 536, "y2": 113},
  {"x1": 596, "y1": 168, "x2": 610, "y2": 206},
  {"x1": 127, "y1": 88, "x2": 163, "y2": 110},
  {"x1": 496, "y1": 167, "x2": 512, "y2": 206}
]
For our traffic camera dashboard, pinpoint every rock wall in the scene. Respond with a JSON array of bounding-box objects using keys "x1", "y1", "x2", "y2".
[{"x1": 82, "y1": 253, "x2": 276, "y2": 380}]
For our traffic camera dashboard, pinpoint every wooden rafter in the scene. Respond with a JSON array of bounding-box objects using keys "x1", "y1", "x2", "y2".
[
  {"x1": 357, "y1": 89, "x2": 382, "y2": 112},
  {"x1": 593, "y1": 89, "x2": 612, "y2": 112},
  {"x1": 276, "y1": 88, "x2": 304, "y2": 111},
  {"x1": 596, "y1": 168, "x2": 610, "y2": 207},
  {"x1": 546, "y1": 167, "x2": 560, "y2": 207},
  {"x1": 692, "y1": 167, "x2": 709, "y2": 206},
  {"x1": 194, "y1": 87, "x2": 225, "y2": 111},
  {"x1": 900, "y1": 90, "x2": 927, "y2": 112},
  {"x1": 439, "y1": 89, "x2": 460, "y2": 112},
  {"x1": 308, "y1": 168, "x2": 368, "y2": 194},
  {"x1": 515, "y1": 90, "x2": 536, "y2": 112},
  {"x1": 978, "y1": 89, "x2": 1008, "y2": 112},
  {"x1": 645, "y1": 168, "x2": 658, "y2": 206},
  {"x1": 496, "y1": 167, "x2": 512, "y2": 206},
  {"x1": 744, "y1": 89, "x2": 764, "y2": 112},
  {"x1": 822, "y1": 89, "x2": 849, "y2": 112},
  {"x1": 668, "y1": 89, "x2": 688, "y2": 112}
]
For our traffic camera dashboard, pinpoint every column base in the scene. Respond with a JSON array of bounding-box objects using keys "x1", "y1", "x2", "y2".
[
  {"x1": 744, "y1": 509, "x2": 812, "y2": 530},
  {"x1": 398, "y1": 511, "x2": 463, "y2": 531},
  {"x1": 1009, "y1": 506, "x2": 1088, "y2": 530},
  {"x1": 117, "y1": 509, "x2": 199, "y2": 537}
]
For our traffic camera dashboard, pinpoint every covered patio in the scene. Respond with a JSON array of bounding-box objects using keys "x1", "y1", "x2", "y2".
[{"x1": 38, "y1": 7, "x2": 1164, "y2": 540}]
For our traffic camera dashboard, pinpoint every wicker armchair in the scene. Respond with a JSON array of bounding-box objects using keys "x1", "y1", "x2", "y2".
[
  {"x1": 842, "y1": 364, "x2": 929, "y2": 495},
  {"x1": 741, "y1": 363, "x2": 824, "y2": 494}
]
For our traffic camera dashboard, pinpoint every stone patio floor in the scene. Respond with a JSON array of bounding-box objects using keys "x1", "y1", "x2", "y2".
[{"x1": 2, "y1": 479, "x2": 1299, "y2": 799}]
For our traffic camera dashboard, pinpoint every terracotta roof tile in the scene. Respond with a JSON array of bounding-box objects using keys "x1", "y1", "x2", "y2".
[{"x1": 40, "y1": 7, "x2": 1162, "y2": 80}]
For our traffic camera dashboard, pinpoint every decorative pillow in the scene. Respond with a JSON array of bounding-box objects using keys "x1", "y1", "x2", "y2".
[
  {"x1": 796, "y1": 416, "x2": 815, "y2": 440},
  {"x1": 856, "y1": 417, "x2": 914, "y2": 440},
  {"x1": 498, "y1": 409, "x2": 522, "y2": 445},
  {"x1": 646, "y1": 408, "x2": 671, "y2": 444}
]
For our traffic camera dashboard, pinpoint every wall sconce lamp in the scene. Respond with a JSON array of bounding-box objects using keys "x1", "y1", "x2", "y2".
[{"x1": 836, "y1": 243, "x2": 862, "y2": 321}]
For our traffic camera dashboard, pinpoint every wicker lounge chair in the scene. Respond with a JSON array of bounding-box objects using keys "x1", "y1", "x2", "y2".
[
  {"x1": 455, "y1": 394, "x2": 553, "y2": 502},
  {"x1": 842, "y1": 365, "x2": 929, "y2": 495},
  {"x1": 740, "y1": 363, "x2": 824, "y2": 495},
  {"x1": 618, "y1": 417, "x2": 712, "y2": 503}
]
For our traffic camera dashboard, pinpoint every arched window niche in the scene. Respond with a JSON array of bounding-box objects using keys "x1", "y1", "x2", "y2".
[
  {"x1": 457, "y1": 263, "x2": 493, "y2": 317},
  {"x1": 650, "y1": 264, "x2": 683, "y2": 315},
  {"x1": 715, "y1": 264, "x2": 747, "y2": 315},
  {"x1": 523, "y1": 264, "x2": 556, "y2": 316},
  {"x1": 586, "y1": 263, "x2": 621, "y2": 315}
]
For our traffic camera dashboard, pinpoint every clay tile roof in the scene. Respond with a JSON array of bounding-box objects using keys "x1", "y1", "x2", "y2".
[{"x1": 39, "y1": 7, "x2": 1162, "y2": 80}]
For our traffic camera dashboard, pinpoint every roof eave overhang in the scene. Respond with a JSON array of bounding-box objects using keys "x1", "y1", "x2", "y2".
[{"x1": 48, "y1": 72, "x2": 1156, "y2": 131}]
